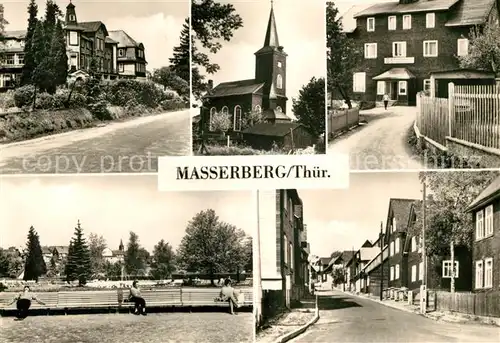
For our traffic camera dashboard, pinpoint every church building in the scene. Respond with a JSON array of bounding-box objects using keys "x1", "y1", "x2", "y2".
[{"x1": 201, "y1": 4, "x2": 294, "y2": 134}]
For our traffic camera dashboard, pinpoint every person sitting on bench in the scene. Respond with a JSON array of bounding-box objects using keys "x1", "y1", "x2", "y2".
[
  {"x1": 5, "y1": 285, "x2": 45, "y2": 320},
  {"x1": 129, "y1": 280, "x2": 147, "y2": 316},
  {"x1": 220, "y1": 278, "x2": 240, "y2": 315}
]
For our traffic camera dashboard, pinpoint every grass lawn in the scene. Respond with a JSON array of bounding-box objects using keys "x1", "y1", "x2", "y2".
[{"x1": 0, "y1": 312, "x2": 253, "y2": 343}]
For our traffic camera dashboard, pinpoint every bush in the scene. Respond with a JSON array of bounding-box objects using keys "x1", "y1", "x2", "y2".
[
  {"x1": 14, "y1": 85, "x2": 35, "y2": 108},
  {"x1": 160, "y1": 98, "x2": 187, "y2": 111},
  {"x1": 88, "y1": 99, "x2": 112, "y2": 120},
  {"x1": 53, "y1": 88, "x2": 88, "y2": 109},
  {"x1": 105, "y1": 79, "x2": 167, "y2": 108},
  {"x1": 0, "y1": 91, "x2": 16, "y2": 110},
  {"x1": 35, "y1": 92, "x2": 55, "y2": 110}
]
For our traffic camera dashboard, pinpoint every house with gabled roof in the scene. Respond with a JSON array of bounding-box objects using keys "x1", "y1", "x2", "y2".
[{"x1": 339, "y1": 0, "x2": 498, "y2": 106}]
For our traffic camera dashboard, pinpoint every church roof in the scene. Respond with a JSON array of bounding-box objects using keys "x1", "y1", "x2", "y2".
[
  {"x1": 263, "y1": 108, "x2": 291, "y2": 121},
  {"x1": 242, "y1": 122, "x2": 302, "y2": 137},
  {"x1": 205, "y1": 79, "x2": 264, "y2": 98}
]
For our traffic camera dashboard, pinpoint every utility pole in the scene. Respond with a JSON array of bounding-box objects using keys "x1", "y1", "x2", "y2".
[
  {"x1": 421, "y1": 177, "x2": 427, "y2": 314},
  {"x1": 379, "y1": 222, "x2": 384, "y2": 301},
  {"x1": 254, "y1": 190, "x2": 263, "y2": 329}
]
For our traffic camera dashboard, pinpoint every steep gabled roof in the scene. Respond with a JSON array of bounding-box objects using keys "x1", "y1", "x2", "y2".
[
  {"x1": 204, "y1": 79, "x2": 264, "y2": 99},
  {"x1": 78, "y1": 21, "x2": 108, "y2": 36},
  {"x1": 108, "y1": 30, "x2": 142, "y2": 48},
  {"x1": 354, "y1": 0, "x2": 460, "y2": 18},
  {"x1": 466, "y1": 174, "x2": 500, "y2": 212},
  {"x1": 446, "y1": 0, "x2": 496, "y2": 27},
  {"x1": 386, "y1": 198, "x2": 418, "y2": 233}
]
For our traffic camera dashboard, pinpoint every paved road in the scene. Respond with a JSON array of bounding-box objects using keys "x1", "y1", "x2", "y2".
[
  {"x1": 0, "y1": 110, "x2": 191, "y2": 174},
  {"x1": 290, "y1": 291, "x2": 500, "y2": 343},
  {"x1": 328, "y1": 106, "x2": 423, "y2": 170}
]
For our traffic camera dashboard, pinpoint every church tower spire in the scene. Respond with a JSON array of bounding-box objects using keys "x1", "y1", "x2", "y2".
[
  {"x1": 119, "y1": 239, "x2": 124, "y2": 251},
  {"x1": 263, "y1": 2, "x2": 279, "y2": 48},
  {"x1": 254, "y1": 1, "x2": 288, "y2": 114}
]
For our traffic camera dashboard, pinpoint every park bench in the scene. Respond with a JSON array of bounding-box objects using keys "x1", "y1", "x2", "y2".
[
  {"x1": 0, "y1": 292, "x2": 59, "y2": 313},
  {"x1": 182, "y1": 288, "x2": 253, "y2": 307},
  {"x1": 57, "y1": 290, "x2": 119, "y2": 311},
  {"x1": 141, "y1": 289, "x2": 182, "y2": 307}
]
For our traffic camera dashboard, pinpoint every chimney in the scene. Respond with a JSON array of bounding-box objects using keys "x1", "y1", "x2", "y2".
[{"x1": 207, "y1": 79, "x2": 213, "y2": 91}]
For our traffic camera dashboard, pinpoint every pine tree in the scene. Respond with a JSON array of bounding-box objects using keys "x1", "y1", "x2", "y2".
[
  {"x1": 21, "y1": 0, "x2": 38, "y2": 86},
  {"x1": 47, "y1": 20, "x2": 67, "y2": 93},
  {"x1": 64, "y1": 240, "x2": 75, "y2": 282},
  {"x1": 65, "y1": 220, "x2": 91, "y2": 286},
  {"x1": 43, "y1": 0, "x2": 60, "y2": 39},
  {"x1": 23, "y1": 226, "x2": 47, "y2": 281},
  {"x1": 0, "y1": 4, "x2": 8, "y2": 61},
  {"x1": 124, "y1": 232, "x2": 144, "y2": 276},
  {"x1": 31, "y1": 21, "x2": 53, "y2": 104},
  {"x1": 169, "y1": 18, "x2": 190, "y2": 83}
]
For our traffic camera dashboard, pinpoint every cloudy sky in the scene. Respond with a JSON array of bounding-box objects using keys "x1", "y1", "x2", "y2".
[
  {"x1": 197, "y1": 0, "x2": 325, "y2": 103},
  {"x1": 0, "y1": 175, "x2": 254, "y2": 253},
  {"x1": 2, "y1": 0, "x2": 188, "y2": 71},
  {"x1": 299, "y1": 171, "x2": 423, "y2": 258}
]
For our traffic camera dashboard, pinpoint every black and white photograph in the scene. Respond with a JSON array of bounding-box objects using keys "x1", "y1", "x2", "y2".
[
  {"x1": 0, "y1": 175, "x2": 254, "y2": 343},
  {"x1": 254, "y1": 172, "x2": 500, "y2": 342},
  {"x1": 0, "y1": 0, "x2": 190, "y2": 174},
  {"x1": 327, "y1": 0, "x2": 500, "y2": 170},
  {"x1": 191, "y1": 0, "x2": 326, "y2": 156}
]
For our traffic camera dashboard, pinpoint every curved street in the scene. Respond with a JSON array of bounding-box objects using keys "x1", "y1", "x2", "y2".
[
  {"x1": 290, "y1": 290, "x2": 500, "y2": 343},
  {"x1": 0, "y1": 110, "x2": 191, "y2": 174},
  {"x1": 328, "y1": 107, "x2": 423, "y2": 170}
]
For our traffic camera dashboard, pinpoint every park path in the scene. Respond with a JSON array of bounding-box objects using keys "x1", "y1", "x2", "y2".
[{"x1": 0, "y1": 109, "x2": 191, "y2": 174}]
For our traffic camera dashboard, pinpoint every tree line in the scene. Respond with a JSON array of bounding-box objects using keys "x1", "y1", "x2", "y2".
[{"x1": 0, "y1": 209, "x2": 252, "y2": 286}]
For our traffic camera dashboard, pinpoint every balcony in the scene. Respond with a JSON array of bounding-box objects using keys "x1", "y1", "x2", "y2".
[{"x1": 384, "y1": 57, "x2": 415, "y2": 64}]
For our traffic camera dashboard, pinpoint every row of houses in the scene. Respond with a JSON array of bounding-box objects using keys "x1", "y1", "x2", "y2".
[
  {"x1": 323, "y1": 174, "x2": 499, "y2": 301},
  {"x1": 338, "y1": 0, "x2": 499, "y2": 106},
  {"x1": 0, "y1": 1, "x2": 147, "y2": 91},
  {"x1": 255, "y1": 189, "x2": 311, "y2": 326}
]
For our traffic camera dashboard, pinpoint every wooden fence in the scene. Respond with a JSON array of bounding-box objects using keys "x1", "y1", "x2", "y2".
[
  {"x1": 432, "y1": 291, "x2": 500, "y2": 317},
  {"x1": 328, "y1": 108, "x2": 359, "y2": 137},
  {"x1": 416, "y1": 83, "x2": 500, "y2": 150}
]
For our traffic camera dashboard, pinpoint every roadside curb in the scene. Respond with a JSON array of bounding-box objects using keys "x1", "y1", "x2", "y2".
[{"x1": 274, "y1": 306, "x2": 319, "y2": 343}]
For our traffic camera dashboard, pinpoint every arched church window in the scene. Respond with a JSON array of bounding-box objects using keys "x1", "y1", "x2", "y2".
[
  {"x1": 234, "y1": 105, "x2": 242, "y2": 131},
  {"x1": 209, "y1": 107, "x2": 216, "y2": 131},
  {"x1": 276, "y1": 106, "x2": 282, "y2": 112},
  {"x1": 222, "y1": 106, "x2": 229, "y2": 115},
  {"x1": 277, "y1": 74, "x2": 283, "y2": 89},
  {"x1": 254, "y1": 105, "x2": 262, "y2": 114}
]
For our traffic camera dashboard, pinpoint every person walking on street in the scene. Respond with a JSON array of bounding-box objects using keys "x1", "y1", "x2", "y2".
[
  {"x1": 129, "y1": 280, "x2": 147, "y2": 316},
  {"x1": 383, "y1": 93, "x2": 390, "y2": 110},
  {"x1": 4, "y1": 285, "x2": 46, "y2": 320}
]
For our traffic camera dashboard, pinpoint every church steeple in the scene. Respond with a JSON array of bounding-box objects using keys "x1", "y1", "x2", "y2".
[
  {"x1": 263, "y1": 4, "x2": 279, "y2": 48},
  {"x1": 119, "y1": 239, "x2": 124, "y2": 251},
  {"x1": 254, "y1": 1, "x2": 288, "y2": 114}
]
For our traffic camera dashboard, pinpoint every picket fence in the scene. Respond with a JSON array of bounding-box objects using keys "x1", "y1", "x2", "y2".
[
  {"x1": 328, "y1": 108, "x2": 359, "y2": 137},
  {"x1": 416, "y1": 83, "x2": 500, "y2": 150}
]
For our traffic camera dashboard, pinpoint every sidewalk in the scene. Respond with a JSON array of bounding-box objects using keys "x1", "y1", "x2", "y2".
[
  {"x1": 256, "y1": 308, "x2": 317, "y2": 343},
  {"x1": 341, "y1": 289, "x2": 500, "y2": 327}
]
